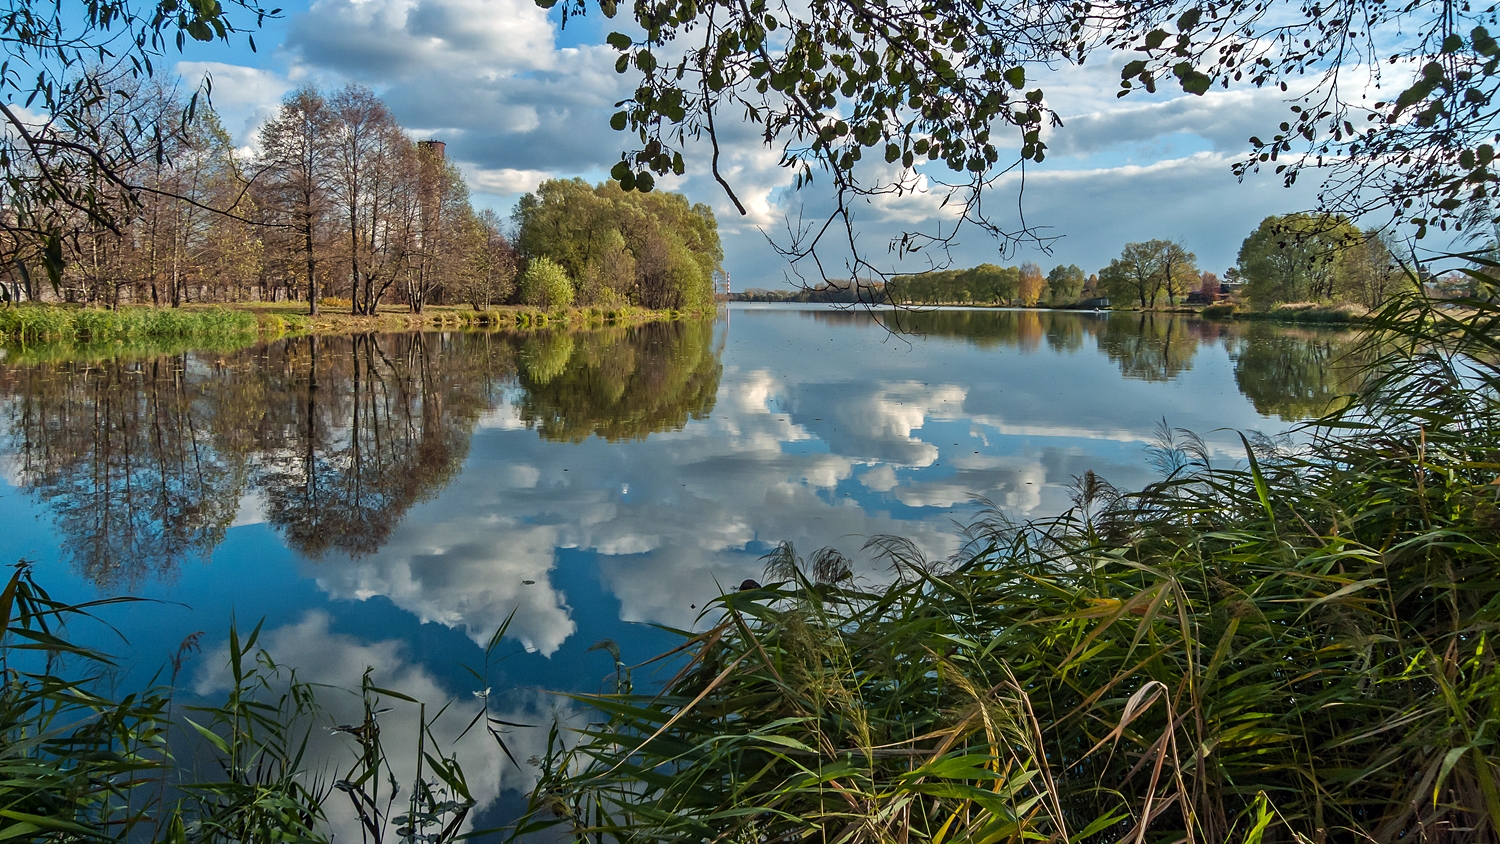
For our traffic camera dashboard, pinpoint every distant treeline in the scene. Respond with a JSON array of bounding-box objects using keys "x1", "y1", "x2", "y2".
[
  {"x1": 887, "y1": 263, "x2": 1090, "y2": 306},
  {"x1": 732, "y1": 265, "x2": 1092, "y2": 307},
  {"x1": 1092, "y1": 222, "x2": 1415, "y2": 311},
  {"x1": 733, "y1": 279, "x2": 884, "y2": 304},
  {"x1": 736, "y1": 213, "x2": 1440, "y2": 312},
  {"x1": 2, "y1": 80, "x2": 721, "y2": 315}
]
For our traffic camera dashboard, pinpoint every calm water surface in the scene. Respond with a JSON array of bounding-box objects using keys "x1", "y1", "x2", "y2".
[{"x1": 0, "y1": 304, "x2": 1358, "y2": 831}]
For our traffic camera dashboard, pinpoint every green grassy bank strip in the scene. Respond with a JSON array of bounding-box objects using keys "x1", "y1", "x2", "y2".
[
  {"x1": 0, "y1": 303, "x2": 707, "y2": 350},
  {"x1": 515, "y1": 294, "x2": 1500, "y2": 844},
  {"x1": 0, "y1": 305, "x2": 260, "y2": 344},
  {"x1": 0, "y1": 334, "x2": 272, "y2": 366}
]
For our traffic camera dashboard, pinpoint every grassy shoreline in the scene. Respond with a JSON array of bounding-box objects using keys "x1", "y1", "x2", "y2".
[{"x1": 0, "y1": 301, "x2": 709, "y2": 347}]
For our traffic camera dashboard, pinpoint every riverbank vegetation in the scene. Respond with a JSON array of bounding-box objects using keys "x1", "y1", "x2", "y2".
[
  {"x1": 514, "y1": 289, "x2": 1500, "y2": 844},
  {"x1": 0, "y1": 298, "x2": 702, "y2": 350},
  {"x1": 0, "y1": 306, "x2": 259, "y2": 345},
  {"x1": 0, "y1": 83, "x2": 719, "y2": 318},
  {"x1": 0, "y1": 564, "x2": 496, "y2": 844}
]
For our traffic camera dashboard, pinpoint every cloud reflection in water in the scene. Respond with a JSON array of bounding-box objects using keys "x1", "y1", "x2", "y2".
[{"x1": 0, "y1": 308, "x2": 1363, "y2": 657}]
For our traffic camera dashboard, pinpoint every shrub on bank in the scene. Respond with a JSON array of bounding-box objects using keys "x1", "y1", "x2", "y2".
[{"x1": 519, "y1": 257, "x2": 576, "y2": 310}]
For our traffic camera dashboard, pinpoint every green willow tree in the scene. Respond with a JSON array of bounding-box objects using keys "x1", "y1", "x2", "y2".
[
  {"x1": 1045, "y1": 264, "x2": 1086, "y2": 305},
  {"x1": 1235, "y1": 213, "x2": 1413, "y2": 309},
  {"x1": 514, "y1": 179, "x2": 722, "y2": 311},
  {"x1": 1098, "y1": 240, "x2": 1170, "y2": 309}
]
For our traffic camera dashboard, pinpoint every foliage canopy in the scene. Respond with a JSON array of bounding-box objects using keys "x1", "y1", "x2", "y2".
[
  {"x1": 545, "y1": 0, "x2": 1500, "y2": 279},
  {"x1": 514, "y1": 179, "x2": 723, "y2": 311}
]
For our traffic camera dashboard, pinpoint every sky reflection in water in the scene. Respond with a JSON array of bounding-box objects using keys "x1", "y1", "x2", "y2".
[{"x1": 0, "y1": 304, "x2": 1361, "y2": 833}]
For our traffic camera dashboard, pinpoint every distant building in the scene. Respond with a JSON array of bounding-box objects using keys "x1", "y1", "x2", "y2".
[
  {"x1": 1186, "y1": 291, "x2": 1212, "y2": 305},
  {"x1": 1080, "y1": 297, "x2": 1111, "y2": 309}
]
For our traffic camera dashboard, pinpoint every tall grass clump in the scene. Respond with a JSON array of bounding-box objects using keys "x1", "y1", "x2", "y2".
[
  {"x1": 0, "y1": 563, "x2": 505, "y2": 842},
  {"x1": 1238, "y1": 301, "x2": 1368, "y2": 324},
  {"x1": 0, "y1": 306, "x2": 258, "y2": 344},
  {"x1": 514, "y1": 288, "x2": 1500, "y2": 844}
]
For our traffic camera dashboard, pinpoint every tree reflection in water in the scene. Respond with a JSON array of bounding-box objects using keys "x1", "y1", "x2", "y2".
[
  {"x1": 805, "y1": 307, "x2": 1354, "y2": 395},
  {"x1": 515, "y1": 320, "x2": 722, "y2": 442},
  {"x1": 0, "y1": 356, "x2": 249, "y2": 589},
  {"x1": 1229, "y1": 323, "x2": 1365, "y2": 421},
  {"x1": 0, "y1": 312, "x2": 1353, "y2": 590},
  {"x1": 1094, "y1": 313, "x2": 1223, "y2": 382},
  {"x1": 253, "y1": 333, "x2": 513, "y2": 559},
  {"x1": 0, "y1": 322, "x2": 722, "y2": 586}
]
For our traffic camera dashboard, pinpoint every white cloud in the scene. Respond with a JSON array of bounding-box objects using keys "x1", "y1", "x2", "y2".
[
  {"x1": 229, "y1": 490, "x2": 267, "y2": 527},
  {"x1": 308, "y1": 516, "x2": 578, "y2": 656},
  {"x1": 281, "y1": 0, "x2": 628, "y2": 179},
  {"x1": 176, "y1": 61, "x2": 295, "y2": 150},
  {"x1": 464, "y1": 166, "x2": 554, "y2": 196},
  {"x1": 894, "y1": 452, "x2": 1048, "y2": 512}
]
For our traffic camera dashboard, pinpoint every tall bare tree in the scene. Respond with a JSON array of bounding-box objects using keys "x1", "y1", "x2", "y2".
[{"x1": 259, "y1": 88, "x2": 333, "y2": 316}]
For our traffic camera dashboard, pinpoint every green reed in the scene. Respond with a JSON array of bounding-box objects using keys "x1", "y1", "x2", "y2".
[
  {"x1": 512, "y1": 287, "x2": 1500, "y2": 844},
  {"x1": 0, "y1": 306, "x2": 259, "y2": 345},
  {"x1": 0, "y1": 563, "x2": 516, "y2": 843}
]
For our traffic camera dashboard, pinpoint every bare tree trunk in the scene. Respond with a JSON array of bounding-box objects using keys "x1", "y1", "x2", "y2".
[{"x1": 306, "y1": 218, "x2": 319, "y2": 317}]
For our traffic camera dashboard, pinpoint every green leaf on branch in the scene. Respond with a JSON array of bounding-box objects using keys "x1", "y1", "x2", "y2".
[
  {"x1": 606, "y1": 31, "x2": 632, "y2": 49},
  {"x1": 1174, "y1": 63, "x2": 1212, "y2": 95},
  {"x1": 1474, "y1": 26, "x2": 1498, "y2": 56},
  {"x1": 1003, "y1": 67, "x2": 1025, "y2": 88}
]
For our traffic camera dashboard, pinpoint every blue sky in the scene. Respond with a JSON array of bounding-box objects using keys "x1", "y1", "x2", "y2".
[{"x1": 175, "y1": 0, "x2": 1395, "y2": 288}]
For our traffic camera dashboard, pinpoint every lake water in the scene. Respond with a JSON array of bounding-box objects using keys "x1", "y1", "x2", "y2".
[{"x1": 0, "y1": 304, "x2": 1358, "y2": 833}]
